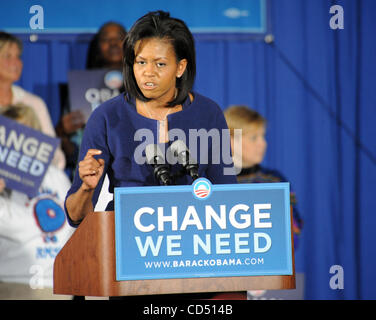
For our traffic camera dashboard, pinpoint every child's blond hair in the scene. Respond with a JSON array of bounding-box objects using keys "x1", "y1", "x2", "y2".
[{"x1": 224, "y1": 105, "x2": 266, "y2": 136}]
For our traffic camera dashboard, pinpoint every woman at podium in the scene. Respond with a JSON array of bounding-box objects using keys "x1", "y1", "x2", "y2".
[
  {"x1": 63, "y1": 10, "x2": 238, "y2": 300},
  {"x1": 64, "y1": 11, "x2": 236, "y2": 234}
]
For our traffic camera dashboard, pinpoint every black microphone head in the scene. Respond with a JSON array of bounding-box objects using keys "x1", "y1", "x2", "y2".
[
  {"x1": 170, "y1": 140, "x2": 199, "y2": 181},
  {"x1": 145, "y1": 144, "x2": 172, "y2": 185}
]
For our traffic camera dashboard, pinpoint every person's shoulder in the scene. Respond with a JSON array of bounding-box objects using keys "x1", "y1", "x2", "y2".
[
  {"x1": 12, "y1": 85, "x2": 46, "y2": 107},
  {"x1": 260, "y1": 165, "x2": 287, "y2": 181},
  {"x1": 12, "y1": 85, "x2": 29, "y2": 99},
  {"x1": 192, "y1": 92, "x2": 221, "y2": 110},
  {"x1": 190, "y1": 92, "x2": 224, "y2": 118}
]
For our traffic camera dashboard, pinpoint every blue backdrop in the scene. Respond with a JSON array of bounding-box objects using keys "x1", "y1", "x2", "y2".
[
  {"x1": 2, "y1": 0, "x2": 376, "y2": 299},
  {"x1": 0, "y1": 0, "x2": 267, "y2": 33}
]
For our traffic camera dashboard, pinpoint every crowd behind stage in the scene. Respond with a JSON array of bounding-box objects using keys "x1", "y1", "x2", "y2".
[{"x1": 0, "y1": 15, "x2": 303, "y2": 300}]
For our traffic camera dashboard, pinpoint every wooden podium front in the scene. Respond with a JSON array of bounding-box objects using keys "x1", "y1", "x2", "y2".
[{"x1": 54, "y1": 211, "x2": 295, "y2": 297}]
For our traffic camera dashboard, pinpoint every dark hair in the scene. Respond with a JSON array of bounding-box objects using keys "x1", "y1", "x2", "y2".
[
  {"x1": 86, "y1": 22, "x2": 127, "y2": 69},
  {"x1": 0, "y1": 31, "x2": 23, "y2": 53},
  {"x1": 123, "y1": 11, "x2": 196, "y2": 107}
]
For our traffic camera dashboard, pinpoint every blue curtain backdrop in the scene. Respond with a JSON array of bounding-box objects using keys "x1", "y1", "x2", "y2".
[{"x1": 9, "y1": 0, "x2": 376, "y2": 299}]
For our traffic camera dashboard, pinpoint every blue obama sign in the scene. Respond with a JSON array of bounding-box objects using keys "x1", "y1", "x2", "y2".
[
  {"x1": 0, "y1": 115, "x2": 59, "y2": 197},
  {"x1": 114, "y1": 178, "x2": 292, "y2": 281}
]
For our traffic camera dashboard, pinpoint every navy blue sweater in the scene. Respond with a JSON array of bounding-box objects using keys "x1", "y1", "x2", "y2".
[{"x1": 65, "y1": 92, "x2": 237, "y2": 226}]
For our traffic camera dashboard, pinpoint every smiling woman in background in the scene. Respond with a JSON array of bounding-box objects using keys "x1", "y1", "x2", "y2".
[{"x1": 86, "y1": 21, "x2": 127, "y2": 70}]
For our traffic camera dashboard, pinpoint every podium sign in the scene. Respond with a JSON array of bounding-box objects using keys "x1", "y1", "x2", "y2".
[{"x1": 114, "y1": 179, "x2": 292, "y2": 281}]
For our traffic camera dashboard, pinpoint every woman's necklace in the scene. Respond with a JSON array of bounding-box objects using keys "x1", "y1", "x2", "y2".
[
  {"x1": 142, "y1": 102, "x2": 174, "y2": 143},
  {"x1": 142, "y1": 101, "x2": 173, "y2": 121}
]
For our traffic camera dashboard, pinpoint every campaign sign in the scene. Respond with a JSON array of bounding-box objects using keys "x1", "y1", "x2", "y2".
[
  {"x1": 114, "y1": 178, "x2": 292, "y2": 281},
  {"x1": 68, "y1": 69, "x2": 123, "y2": 122},
  {"x1": 0, "y1": 115, "x2": 59, "y2": 197}
]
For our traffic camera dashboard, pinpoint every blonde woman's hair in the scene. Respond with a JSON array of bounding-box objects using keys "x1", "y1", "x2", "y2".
[
  {"x1": 224, "y1": 105, "x2": 266, "y2": 136},
  {"x1": 2, "y1": 104, "x2": 42, "y2": 131}
]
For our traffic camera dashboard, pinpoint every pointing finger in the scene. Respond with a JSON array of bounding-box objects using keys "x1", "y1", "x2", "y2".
[{"x1": 84, "y1": 149, "x2": 102, "y2": 160}]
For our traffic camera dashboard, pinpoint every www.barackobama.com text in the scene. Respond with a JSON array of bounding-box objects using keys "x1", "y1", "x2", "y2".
[{"x1": 144, "y1": 257, "x2": 264, "y2": 269}]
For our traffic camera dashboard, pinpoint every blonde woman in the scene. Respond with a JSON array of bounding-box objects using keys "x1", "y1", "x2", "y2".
[{"x1": 0, "y1": 31, "x2": 66, "y2": 170}]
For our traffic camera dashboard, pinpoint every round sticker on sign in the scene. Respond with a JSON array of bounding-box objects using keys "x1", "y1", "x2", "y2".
[
  {"x1": 104, "y1": 70, "x2": 123, "y2": 89},
  {"x1": 192, "y1": 178, "x2": 212, "y2": 200}
]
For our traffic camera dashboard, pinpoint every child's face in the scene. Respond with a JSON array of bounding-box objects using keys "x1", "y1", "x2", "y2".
[{"x1": 233, "y1": 124, "x2": 267, "y2": 168}]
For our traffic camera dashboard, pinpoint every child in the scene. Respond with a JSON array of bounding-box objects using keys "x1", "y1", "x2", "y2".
[{"x1": 224, "y1": 105, "x2": 303, "y2": 248}]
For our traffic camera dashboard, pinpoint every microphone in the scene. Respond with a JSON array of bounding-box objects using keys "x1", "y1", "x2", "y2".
[
  {"x1": 145, "y1": 144, "x2": 173, "y2": 185},
  {"x1": 170, "y1": 140, "x2": 199, "y2": 181}
]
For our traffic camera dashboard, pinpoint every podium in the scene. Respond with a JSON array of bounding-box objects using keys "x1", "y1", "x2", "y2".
[{"x1": 54, "y1": 210, "x2": 295, "y2": 297}]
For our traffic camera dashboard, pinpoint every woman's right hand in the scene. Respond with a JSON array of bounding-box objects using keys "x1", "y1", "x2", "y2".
[{"x1": 78, "y1": 149, "x2": 105, "y2": 191}]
